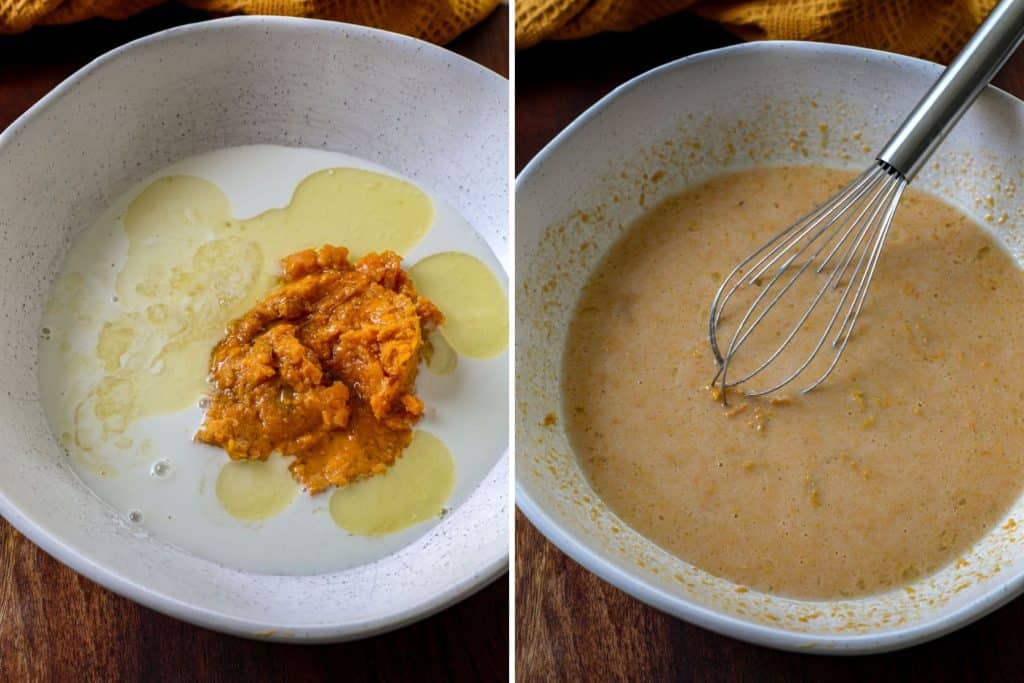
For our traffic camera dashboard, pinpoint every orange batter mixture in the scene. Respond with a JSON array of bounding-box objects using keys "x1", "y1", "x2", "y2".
[
  {"x1": 565, "y1": 166, "x2": 1024, "y2": 599},
  {"x1": 195, "y1": 245, "x2": 443, "y2": 493}
]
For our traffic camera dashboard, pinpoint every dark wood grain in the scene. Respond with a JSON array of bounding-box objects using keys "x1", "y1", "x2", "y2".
[
  {"x1": 0, "y1": 5, "x2": 508, "y2": 682},
  {"x1": 515, "y1": 13, "x2": 1024, "y2": 682}
]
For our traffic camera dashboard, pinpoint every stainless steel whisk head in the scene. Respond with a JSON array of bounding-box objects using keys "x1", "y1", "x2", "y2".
[
  {"x1": 707, "y1": 0, "x2": 1024, "y2": 400},
  {"x1": 709, "y1": 163, "x2": 906, "y2": 397}
]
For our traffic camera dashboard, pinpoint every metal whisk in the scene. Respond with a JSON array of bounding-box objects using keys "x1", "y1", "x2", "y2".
[{"x1": 709, "y1": 0, "x2": 1024, "y2": 400}]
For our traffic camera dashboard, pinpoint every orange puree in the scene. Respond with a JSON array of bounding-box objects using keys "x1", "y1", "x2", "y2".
[{"x1": 195, "y1": 245, "x2": 443, "y2": 493}]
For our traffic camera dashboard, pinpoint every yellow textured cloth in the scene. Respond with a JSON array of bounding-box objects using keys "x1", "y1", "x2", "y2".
[
  {"x1": 0, "y1": 0, "x2": 500, "y2": 42},
  {"x1": 516, "y1": 0, "x2": 998, "y2": 63}
]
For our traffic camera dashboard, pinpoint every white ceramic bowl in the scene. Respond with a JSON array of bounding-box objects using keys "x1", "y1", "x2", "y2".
[
  {"x1": 0, "y1": 17, "x2": 508, "y2": 641},
  {"x1": 516, "y1": 41, "x2": 1024, "y2": 654}
]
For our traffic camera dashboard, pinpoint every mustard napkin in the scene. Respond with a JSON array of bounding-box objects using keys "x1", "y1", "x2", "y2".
[
  {"x1": 516, "y1": 0, "x2": 998, "y2": 62},
  {"x1": 0, "y1": 0, "x2": 499, "y2": 43}
]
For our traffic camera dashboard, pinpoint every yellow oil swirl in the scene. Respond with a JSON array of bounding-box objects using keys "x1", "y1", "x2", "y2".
[
  {"x1": 329, "y1": 431, "x2": 455, "y2": 535},
  {"x1": 409, "y1": 252, "x2": 508, "y2": 358},
  {"x1": 216, "y1": 454, "x2": 299, "y2": 521}
]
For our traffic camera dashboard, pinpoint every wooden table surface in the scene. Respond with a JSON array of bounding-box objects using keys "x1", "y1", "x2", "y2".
[
  {"x1": 515, "y1": 12, "x2": 1024, "y2": 682},
  {"x1": 0, "y1": 6, "x2": 508, "y2": 681}
]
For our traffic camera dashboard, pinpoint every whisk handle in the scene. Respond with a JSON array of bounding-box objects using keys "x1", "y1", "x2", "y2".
[{"x1": 877, "y1": 0, "x2": 1024, "y2": 180}]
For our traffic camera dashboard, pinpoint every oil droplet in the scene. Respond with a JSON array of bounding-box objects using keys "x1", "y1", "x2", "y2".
[
  {"x1": 151, "y1": 459, "x2": 171, "y2": 478},
  {"x1": 409, "y1": 252, "x2": 508, "y2": 358},
  {"x1": 329, "y1": 430, "x2": 455, "y2": 535},
  {"x1": 128, "y1": 510, "x2": 142, "y2": 523},
  {"x1": 216, "y1": 454, "x2": 298, "y2": 521},
  {"x1": 243, "y1": 167, "x2": 433, "y2": 261},
  {"x1": 423, "y1": 330, "x2": 457, "y2": 375}
]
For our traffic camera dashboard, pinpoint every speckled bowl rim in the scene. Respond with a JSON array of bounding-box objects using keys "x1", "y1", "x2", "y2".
[
  {"x1": 0, "y1": 16, "x2": 508, "y2": 642},
  {"x1": 515, "y1": 40, "x2": 1024, "y2": 655}
]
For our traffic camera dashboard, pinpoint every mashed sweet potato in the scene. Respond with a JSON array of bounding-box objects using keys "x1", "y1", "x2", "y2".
[{"x1": 195, "y1": 245, "x2": 443, "y2": 493}]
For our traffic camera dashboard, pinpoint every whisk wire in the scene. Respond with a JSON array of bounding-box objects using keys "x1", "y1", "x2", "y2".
[
  {"x1": 743, "y1": 168, "x2": 880, "y2": 287},
  {"x1": 708, "y1": 166, "x2": 879, "y2": 371},
  {"x1": 718, "y1": 167, "x2": 896, "y2": 388},
  {"x1": 709, "y1": 163, "x2": 908, "y2": 398},
  {"x1": 807, "y1": 180, "x2": 907, "y2": 390},
  {"x1": 743, "y1": 171, "x2": 905, "y2": 396}
]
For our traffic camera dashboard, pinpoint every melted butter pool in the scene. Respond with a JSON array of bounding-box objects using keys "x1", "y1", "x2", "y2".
[
  {"x1": 410, "y1": 251, "x2": 509, "y2": 358},
  {"x1": 38, "y1": 145, "x2": 509, "y2": 575},
  {"x1": 216, "y1": 454, "x2": 299, "y2": 522},
  {"x1": 330, "y1": 431, "x2": 455, "y2": 535}
]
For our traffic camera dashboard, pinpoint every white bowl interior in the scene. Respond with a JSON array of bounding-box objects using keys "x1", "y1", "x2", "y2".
[
  {"x1": 0, "y1": 17, "x2": 508, "y2": 641},
  {"x1": 516, "y1": 42, "x2": 1024, "y2": 653}
]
